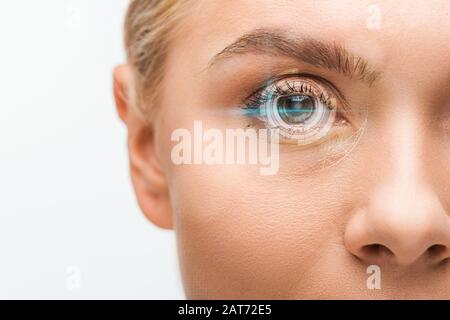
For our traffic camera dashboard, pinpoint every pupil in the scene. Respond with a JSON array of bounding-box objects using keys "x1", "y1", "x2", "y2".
[{"x1": 278, "y1": 95, "x2": 316, "y2": 124}]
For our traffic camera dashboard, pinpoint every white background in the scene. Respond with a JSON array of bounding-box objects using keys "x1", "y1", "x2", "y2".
[{"x1": 0, "y1": 0, "x2": 184, "y2": 299}]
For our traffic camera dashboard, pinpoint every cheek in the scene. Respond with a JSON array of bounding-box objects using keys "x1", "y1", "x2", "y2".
[{"x1": 169, "y1": 163, "x2": 351, "y2": 298}]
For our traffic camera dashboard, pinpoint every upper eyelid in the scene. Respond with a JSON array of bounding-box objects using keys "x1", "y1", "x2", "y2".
[{"x1": 244, "y1": 73, "x2": 350, "y2": 110}]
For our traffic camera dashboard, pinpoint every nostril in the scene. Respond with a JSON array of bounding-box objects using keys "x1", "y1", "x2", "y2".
[
  {"x1": 361, "y1": 243, "x2": 394, "y2": 261},
  {"x1": 428, "y1": 244, "x2": 445, "y2": 254},
  {"x1": 426, "y1": 244, "x2": 448, "y2": 261}
]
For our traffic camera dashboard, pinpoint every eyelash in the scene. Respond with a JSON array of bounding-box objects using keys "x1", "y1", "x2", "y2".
[{"x1": 243, "y1": 75, "x2": 338, "y2": 112}]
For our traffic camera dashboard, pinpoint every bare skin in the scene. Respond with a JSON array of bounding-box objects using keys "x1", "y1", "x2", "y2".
[{"x1": 114, "y1": 0, "x2": 450, "y2": 299}]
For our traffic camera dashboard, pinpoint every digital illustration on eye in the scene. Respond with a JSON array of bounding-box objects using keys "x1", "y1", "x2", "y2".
[
  {"x1": 236, "y1": 73, "x2": 369, "y2": 175},
  {"x1": 243, "y1": 77, "x2": 338, "y2": 144}
]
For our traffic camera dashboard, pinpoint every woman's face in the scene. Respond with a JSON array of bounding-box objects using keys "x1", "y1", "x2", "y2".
[{"x1": 117, "y1": 0, "x2": 450, "y2": 298}]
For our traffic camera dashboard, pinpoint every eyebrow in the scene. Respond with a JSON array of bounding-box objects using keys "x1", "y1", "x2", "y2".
[{"x1": 208, "y1": 28, "x2": 381, "y2": 86}]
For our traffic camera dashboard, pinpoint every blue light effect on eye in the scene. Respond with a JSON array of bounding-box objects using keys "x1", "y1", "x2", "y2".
[
  {"x1": 242, "y1": 108, "x2": 265, "y2": 117},
  {"x1": 242, "y1": 107, "x2": 317, "y2": 117}
]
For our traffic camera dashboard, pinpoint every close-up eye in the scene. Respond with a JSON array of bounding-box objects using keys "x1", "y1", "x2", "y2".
[{"x1": 242, "y1": 76, "x2": 350, "y2": 146}]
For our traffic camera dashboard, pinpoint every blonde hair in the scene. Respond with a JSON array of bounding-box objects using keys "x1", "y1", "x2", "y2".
[{"x1": 125, "y1": 0, "x2": 189, "y2": 118}]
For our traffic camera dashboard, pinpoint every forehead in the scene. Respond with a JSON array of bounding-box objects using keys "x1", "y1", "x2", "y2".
[
  {"x1": 185, "y1": 0, "x2": 450, "y2": 35},
  {"x1": 171, "y1": 0, "x2": 450, "y2": 76}
]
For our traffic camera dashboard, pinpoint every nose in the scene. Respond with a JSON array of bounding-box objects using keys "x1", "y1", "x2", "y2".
[
  {"x1": 344, "y1": 111, "x2": 450, "y2": 267},
  {"x1": 345, "y1": 186, "x2": 450, "y2": 266}
]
